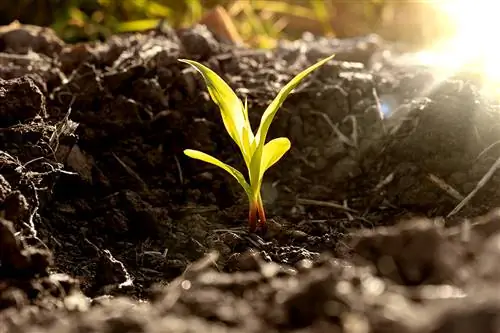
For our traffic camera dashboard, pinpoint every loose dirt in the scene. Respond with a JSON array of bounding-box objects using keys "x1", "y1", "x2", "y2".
[{"x1": 1, "y1": 22, "x2": 500, "y2": 333}]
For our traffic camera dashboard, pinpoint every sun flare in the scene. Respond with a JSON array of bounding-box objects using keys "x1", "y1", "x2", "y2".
[{"x1": 428, "y1": 0, "x2": 500, "y2": 91}]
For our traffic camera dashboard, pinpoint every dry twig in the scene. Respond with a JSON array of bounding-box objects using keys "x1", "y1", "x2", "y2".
[
  {"x1": 174, "y1": 155, "x2": 184, "y2": 184},
  {"x1": 310, "y1": 110, "x2": 357, "y2": 148},
  {"x1": 112, "y1": 152, "x2": 148, "y2": 190},
  {"x1": 427, "y1": 173, "x2": 464, "y2": 202},
  {"x1": 447, "y1": 155, "x2": 500, "y2": 217},
  {"x1": 297, "y1": 197, "x2": 359, "y2": 213}
]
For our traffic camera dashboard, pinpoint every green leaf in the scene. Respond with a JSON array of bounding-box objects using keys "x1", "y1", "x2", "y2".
[
  {"x1": 260, "y1": 137, "x2": 291, "y2": 175},
  {"x1": 254, "y1": 54, "x2": 335, "y2": 147},
  {"x1": 184, "y1": 149, "x2": 252, "y2": 198},
  {"x1": 249, "y1": 54, "x2": 335, "y2": 196},
  {"x1": 186, "y1": 0, "x2": 203, "y2": 22},
  {"x1": 241, "y1": 96, "x2": 254, "y2": 167},
  {"x1": 179, "y1": 59, "x2": 254, "y2": 164},
  {"x1": 243, "y1": 96, "x2": 250, "y2": 132},
  {"x1": 248, "y1": 137, "x2": 290, "y2": 196},
  {"x1": 117, "y1": 19, "x2": 160, "y2": 32}
]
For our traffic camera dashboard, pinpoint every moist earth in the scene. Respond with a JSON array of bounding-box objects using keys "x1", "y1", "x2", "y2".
[{"x1": 0, "y1": 21, "x2": 500, "y2": 333}]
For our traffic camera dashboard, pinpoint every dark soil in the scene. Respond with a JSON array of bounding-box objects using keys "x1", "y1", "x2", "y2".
[{"x1": 1, "y1": 21, "x2": 500, "y2": 333}]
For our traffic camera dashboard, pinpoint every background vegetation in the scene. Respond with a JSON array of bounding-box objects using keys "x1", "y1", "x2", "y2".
[{"x1": 0, "y1": 0, "x2": 456, "y2": 47}]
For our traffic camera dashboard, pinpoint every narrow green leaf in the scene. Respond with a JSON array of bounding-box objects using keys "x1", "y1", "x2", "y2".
[
  {"x1": 254, "y1": 54, "x2": 335, "y2": 147},
  {"x1": 186, "y1": 0, "x2": 203, "y2": 22},
  {"x1": 249, "y1": 54, "x2": 335, "y2": 196},
  {"x1": 248, "y1": 137, "x2": 290, "y2": 196},
  {"x1": 243, "y1": 96, "x2": 250, "y2": 131},
  {"x1": 241, "y1": 96, "x2": 254, "y2": 167},
  {"x1": 260, "y1": 137, "x2": 291, "y2": 175},
  {"x1": 144, "y1": 1, "x2": 173, "y2": 17},
  {"x1": 184, "y1": 149, "x2": 252, "y2": 197},
  {"x1": 117, "y1": 19, "x2": 160, "y2": 32},
  {"x1": 241, "y1": 125, "x2": 252, "y2": 168},
  {"x1": 179, "y1": 59, "x2": 254, "y2": 163}
]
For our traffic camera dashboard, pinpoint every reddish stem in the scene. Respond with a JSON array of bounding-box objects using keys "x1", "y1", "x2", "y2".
[
  {"x1": 248, "y1": 196, "x2": 267, "y2": 234},
  {"x1": 256, "y1": 196, "x2": 267, "y2": 231},
  {"x1": 248, "y1": 202, "x2": 258, "y2": 233}
]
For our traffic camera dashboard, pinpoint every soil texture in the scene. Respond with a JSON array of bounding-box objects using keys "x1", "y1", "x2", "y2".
[{"x1": 0, "y1": 21, "x2": 500, "y2": 333}]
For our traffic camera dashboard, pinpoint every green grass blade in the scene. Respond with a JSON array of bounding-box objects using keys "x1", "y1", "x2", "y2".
[
  {"x1": 249, "y1": 1, "x2": 315, "y2": 19},
  {"x1": 185, "y1": 0, "x2": 203, "y2": 22},
  {"x1": 310, "y1": 0, "x2": 334, "y2": 36},
  {"x1": 184, "y1": 149, "x2": 252, "y2": 197},
  {"x1": 144, "y1": 1, "x2": 174, "y2": 17},
  {"x1": 117, "y1": 19, "x2": 160, "y2": 32},
  {"x1": 179, "y1": 59, "x2": 254, "y2": 163}
]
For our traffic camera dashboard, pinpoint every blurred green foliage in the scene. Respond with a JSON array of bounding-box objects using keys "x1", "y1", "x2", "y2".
[{"x1": 0, "y1": 0, "x2": 450, "y2": 47}]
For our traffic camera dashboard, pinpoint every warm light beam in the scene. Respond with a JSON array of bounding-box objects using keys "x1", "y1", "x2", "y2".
[{"x1": 433, "y1": 0, "x2": 500, "y2": 89}]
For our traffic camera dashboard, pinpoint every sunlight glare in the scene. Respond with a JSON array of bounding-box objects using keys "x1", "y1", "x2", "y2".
[{"x1": 430, "y1": 0, "x2": 500, "y2": 92}]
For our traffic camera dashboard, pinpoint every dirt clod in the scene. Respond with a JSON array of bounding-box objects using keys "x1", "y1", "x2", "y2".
[{"x1": 0, "y1": 76, "x2": 47, "y2": 126}]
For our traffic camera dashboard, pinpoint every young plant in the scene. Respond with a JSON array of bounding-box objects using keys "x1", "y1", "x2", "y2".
[{"x1": 180, "y1": 54, "x2": 335, "y2": 232}]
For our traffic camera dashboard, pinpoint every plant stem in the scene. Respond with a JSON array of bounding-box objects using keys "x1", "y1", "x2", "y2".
[
  {"x1": 256, "y1": 193, "x2": 266, "y2": 229},
  {"x1": 249, "y1": 201, "x2": 258, "y2": 232},
  {"x1": 248, "y1": 194, "x2": 266, "y2": 233}
]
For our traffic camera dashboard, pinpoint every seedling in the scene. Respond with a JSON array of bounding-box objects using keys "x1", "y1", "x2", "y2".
[{"x1": 180, "y1": 54, "x2": 335, "y2": 232}]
